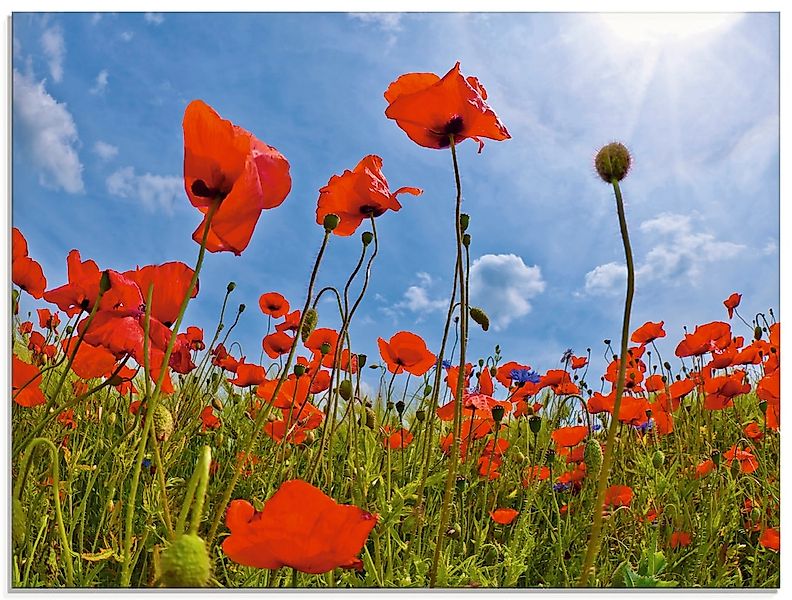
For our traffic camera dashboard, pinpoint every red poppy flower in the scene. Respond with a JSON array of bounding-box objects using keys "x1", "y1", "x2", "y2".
[
  {"x1": 570, "y1": 356, "x2": 588, "y2": 370},
  {"x1": 37, "y1": 308, "x2": 60, "y2": 330},
  {"x1": 316, "y1": 155, "x2": 421, "y2": 237},
  {"x1": 18, "y1": 321, "x2": 33, "y2": 335},
  {"x1": 12, "y1": 228, "x2": 47, "y2": 299},
  {"x1": 201, "y1": 406, "x2": 221, "y2": 431},
  {"x1": 123, "y1": 262, "x2": 197, "y2": 327},
  {"x1": 495, "y1": 361, "x2": 532, "y2": 388},
  {"x1": 631, "y1": 321, "x2": 666, "y2": 345},
  {"x1": 377, "y1": 331, "x2": 436, "y2": 376},
  {"x1": 645, "y1": 374, "x2": 665, "y2": 393},
  {"x1": 230, "y1": 362, "x2": 267, "y2": 387},
  {"x1": 724, "y1": 444, "x2": 759, "y2": 474},
  {"x1": 490, "y1": 508, "x2": 519, "y2": 525},
  {"x1": 183, "y1": 100, "x2": 291, "y2": 255},
  {"x1": 675, "y1": 321, "x2": 732, "y2": 358},
  {"x1": 588, "y1": 391, "x2": 615, "y2": 414},
  {"x1": 223, "y1": 479, "x2": 378, "y2": 573},
  {"x1": 305, "y1": 328, "x2": 339, "y2": 357},
  {"x1": 669, "y1": 532, "x2": 692, "y2": 548},
  {"x1": 383, "y1": 427, "x2": 414, "y2": 450},
  {"x1": 693, "y1": 458, "x2": 716, "y2": 479},
  {"x1": 723, "y1": 293, "x2": 742, "y2": 319},
  {"x1": 521, "y1": 465, "x2": 550, "y2": 487},
  {"x1": 384, "y1": 62, "x2": 511, "y2": 152},
  {"x1": 759, "y1": 528, "x2": 780, "y2": 552},
  {"x1": 257, "y1": 376, "x2": 311, "y2": 409},
  {"x1": 551, "y1": 425, "x2": 588, "y2": 448},
  {"x1": 62, "y1": 339, "x2": 118, "y2": 380},
  {"x1": 12, "y1": 356, "x2": 46, "y2": 407},
  {"x1": 477, "y1": 368, "x2": 494, "y2": 395},
  {"x1": 744, "y1": 422, "x2": 763, "y2": 441},
  {"x1": 478, "y1": 455, "x2": 502, "y2": 480},
  {"x1": 259, "y1": 292, "x2": 290, "y2": 318},
  {"x1": 757, "y1": 370, "x2": 780, "y2": 430},
  {"x1": 169, "y1": 336, "x2": 197, "y2": 375},
  {"x1": 262, "y1": 331, "x2": 294, "y2": 360},
  {"x1": 604, "y1": 485, "x2": 633, "y2": 508},
  {"x1": 43, "y1": 250, "x2": 102, "y2": 316},
  {"x1": 275, "y1": 310, "x2": 302, "y2": 334},
  {"x1": 183, "y1": 326, "x2": 205, "y2": 351}
]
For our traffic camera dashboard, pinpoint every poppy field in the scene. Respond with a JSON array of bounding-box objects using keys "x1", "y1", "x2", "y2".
[{"x1": 10, "y1": 56, "x2": 781, "y2": 589}]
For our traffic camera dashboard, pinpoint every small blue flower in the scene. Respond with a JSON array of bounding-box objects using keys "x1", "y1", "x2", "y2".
[
  {"x1": 561, "y1": 348, "x2": 574, "y2": 363},
  {"x1": 591, "y1": 423, "x2": 602, "y2": 432},
  {"x1": 442, "y1": 360, "x2": 453, "y2": 369},
  {"x1": 510, "y1": 368, "x2": 541, "y2": 384},
  {"x1": 553, "y1": 482, "x2": 571, "y2": 493},
  {"x1": 142, "y1": 458, "x2": 152, "y2": 469},
  {"x1": 634, "y1": 420, "x2": 654, "y2": 433}
]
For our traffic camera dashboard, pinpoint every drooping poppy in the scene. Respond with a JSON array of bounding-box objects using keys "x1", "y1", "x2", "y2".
[
  {"x1": 123, "y1": 262, "x2": 197, "y2": 327},
  {"x1": 200, "y1": 406, "x2": 221, "y2": 431},
  {"x1": 259, "y1": 292, "x2": 290, "y2": 318},
  {"x1": 490, "y1": 508, "x2": 519, "y2": 525},
  {"x1": 183, "y1": 100, "x2": 291, "y2": 255},
  {"x1": 316, "y1": 155, "x2": 422, "y2": 236},
  {"x1": 377, "y1": 331, "x2": 436, "y2": 376},
  {"x1": 723, "y1": 293, "x2": 742, "y2": 319},
  {"x1": 12, "y1": 356, "x2": 46, "y2": 407},
  {"x1": 223, "y1": 479, "x2": 378, "y2": 573},
  {"x1": 384, "y1": 62, "x2": 510, "y2": 152},
  {"x1": 631, "y1": 321, "x2": 666, "y2": 345}
]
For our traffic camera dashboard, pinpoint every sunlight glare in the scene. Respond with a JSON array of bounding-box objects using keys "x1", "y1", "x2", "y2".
[{"x1": 599, "y1": 14, "x2": 741, "y2": 45}]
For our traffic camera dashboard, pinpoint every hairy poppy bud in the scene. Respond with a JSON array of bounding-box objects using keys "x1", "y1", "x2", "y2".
[
  {"x1": 107, "y1": 412, "x2": 117, "y2": 425},
  {"x1": 339, "y1": 379, "x2": 353, "y2": 401},
  {"x1": 294, "y1": 364, "x2": 306, "y2": 377},
  {"x1": 415, "y1": 409, "x2": 426, "y2": 422},
  {"x1": 227, "y1": 281, "x2": 236, "y2": 293},
  {"x1": 159, "y1": 533, "x2": 211, "y2": 588},
  {"x1": 395, "y1": 400, "x2": 405, "y2": 415},
  {"x1": 545, "y1": 448, "x2": 556, "y2": 466},
  {"x1": 529, "y1": 415, "x2": 542, "y2": 435},
  {"x1": 212, "y1": 397, "x2": 224, "y2": 412},
  {"x1": 357, "y1": 354, "x2": 367, "y2": 368},
  {"x1": 711, "y1": 449, "x2": 721, "y2": 467},
  {"x1": 152, "y1": 404, "x2": 174, "y2": 442},
  {"x1": 491, "y1": 405, "x2": 505, "y2": 423},
  {"x1": 302, "y1": 430, "x2": 316, "y2": 444},
  {"x1": 469, "y1": 307, "x2": 490, "y2": 332},
  {"x1": 460, "y1": 213, "x2": 470, "y2": 232},
  {"x1": 364, "y1": 407, "x2": 376, "y2": 429},
  {"x1": 424, "y1": 384, "x2": 432, "y2": 396},
  {"x1": 301, "y1": 308, "x2": 318, "y2": 342},
  {"x1": 320, "y1": 342, "x2": 331, "y2": 356},
  {"x1": 462, "y1": 233, "x2": 471, "y2": 248},
  {"x1": 584, "y1": 438, "x2": 603, "y2": 477},
  {"x1": 594, "y1": 142, "x2": 631, "y2": 183},
  {"x1": 323, "y1": 213, "x2": 340, "y2": 232},
  {"x1": 361, "y1": 231, "x2": 374, "y2": 246},
  {"x1": 652, "y1": 450, "x2": 665, "y2": 470}
]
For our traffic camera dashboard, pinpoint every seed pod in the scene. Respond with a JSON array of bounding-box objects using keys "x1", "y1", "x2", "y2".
[
  {"x1": 529, "y1": 415, "x2": 542, "y2": 435},
  {"x1": 159, "y1": 534, "x2": 211, "y2": 588},
  {"x1": 361, "y1": 231, "x2": 373, "y2": 246},
  {"x1": 301, "y1": 308, "x2": 318, "y2": 343},
  {"x1": 357, "y1": 354, "x2": 367, "y2": 368},
  {"x1": 364, "y1": 407, "x2": 376, "y2": 430},
  {"x1": 294, "y1": 364, "x2": 307, "y2": 377},
  {"x1": 152, "y1": 404, "x2": 174, "y2": 442},
  {"x1": 754, "y1": 326, "x2": 763, "y2": 341},
  {"x1": 415, "y1": 409, "x2": 426, "y2": 422},
  {"x1": 323, "y1": 213, "x2": 340, "y2": 232},
  {"x1": 211, "y1": 397, "x2": 224, "y2": 412},
  {"x1": 491, "y1": 405, "x2": 505, "y2": 423},
  {"x1": 395, "y1": 400, "x2": 405, "y2": 416},
  {"x1": 226, "y1": 281, "x2": 236, "y2": 293},
  {"x1": 584, "y1": 438, "x2": 603, "y2": 477},
  {"x1": 469, "y1": 307, "x2": 490, "y2": 332},
  {"x1": 652, "y1": 450, "x2": 665, "y2": 470},
  {"x1": 339, "y1": 380, "x2": 353, "y2": 401},
  {"x1": 462, "y1": 233, "x2": 471, "y2": 248},
  {"x1": 460, "y1": 213, "x2": 470, "y2": 232}
]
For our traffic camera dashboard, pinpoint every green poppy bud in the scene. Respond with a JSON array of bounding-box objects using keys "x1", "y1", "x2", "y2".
[
  {"x1": 584, "y1": 438, "x2": 603, "y2": 477},
  {"x1": 226, "y1": 281, "x2": 236, "y2": 293},
  {"x1": 357, "y1": 353, "x2": 367, "y2": 368},
  {"x1": 212, "y1": 397, "x2": 224, "y2": 412},
  {"x1": 469, "y1": 307, "x2": 490, "y2": 332},
  {"x1": 294, "y1": 364, "x2": 306, "y2": 377},
  {"x1": 99, "y1": 270, "x2": 112, "y2": 294},
  {"x1": 159, "y1": 534, "x2": 211, "y2": 588},
  {"x1": 339, "y1": 379, "x2": 353, "y2": 401},
  {"x1": 238, "y1": 303, "x2": 246, "y2": 313},
  {"x1": 754, "y1": 326, "x2": 763, "y2": 341},
  {"x1": 362, "y1": 231, "x2": 373, "y2": 246},
  {"x1": 594, "y1": 142, "x2": 632, "y2": 183},
  {"x1": 529, "y1": 415, "x2": 542, "y2": 435},
  {"x1": 323, "y1": 213, "x2": 340, "y2": 232},
  {"x1": 424, "y1": 384, "x2": 432, "y2": 396},
  {"x1": 460, "y1": 213, "x2": 470, "y2": 232},
  {"x1": 759, "y1": 400, "x2": 768, "y2": 414},
  {"x1": 462, "y1": 233, "x2": 471, "y2": 247},
  {"x1": 152, "y1": 404, "x2": 174, "y2": 442},
  {"x1": 301, "y1": 308, "x2": 318, "y2": 342},
  {"x1": 491, "y1": 405, "x2": 505, "y2": 423},
  {"x1": 652, "y1": 450, "x2": 665, "y2": 470}
]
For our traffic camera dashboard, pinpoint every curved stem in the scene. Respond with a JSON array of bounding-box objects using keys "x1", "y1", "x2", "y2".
[{"x1": 577, "y1": 178, "x2": 635, "y2": 587}]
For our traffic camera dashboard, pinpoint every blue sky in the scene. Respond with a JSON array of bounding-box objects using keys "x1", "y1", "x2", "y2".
[{"x1": 12, "y1": 12, "x2": 779, "y2": 389}]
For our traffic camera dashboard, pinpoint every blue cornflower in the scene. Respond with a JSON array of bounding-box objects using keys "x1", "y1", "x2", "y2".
[
  {"x1": 634, "y1": 420, "x2": 654, "y2": 433},
  {"x1": 591, "y1": 423, "x2": 603, "y2": 432},
  {"x1": 561, "y1": 348, "x2": 574, "y2": 363},
  {"x1": 510, "y1": 368, "x2": 541, "y2": 384},
  {"x1": 442, "y1": 360, "x2": 453, "y2": 369},
  {"x1": 142, "y1": 458, "x2": 152, "y2": 469},
  {"x1": 553, "y1": 482, "x2": 571, "y2": 493}
]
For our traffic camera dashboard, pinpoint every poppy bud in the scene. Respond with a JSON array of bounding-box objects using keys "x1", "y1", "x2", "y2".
[
  {"x1": 545, "y1": 448, "x2": 556, "y2": 466},
  {"x1": 469, "y1": 307, "x2": 490, "y2": 332},
  {"x1": 107, "y1": 412, "x2": 116, "y2": 425},
  {"x1": 491, "y1": 405, "x2": 505, "y2": 423},
  {"x1": 361, "y1": 231, "x2": 374, "y2": 246},
  {"x1": 386, "y1": 401, "x2": 395, "y2": 412},
  {"x1": 293, "y1": 364, "x2": 306, "y2": 377},
  {"x1": 320, "y1": 341, "x2": 331, "y2": 356},
  {"x1": 358, "y1": 354, "x2": 367, "y2": 368},
  {"x1": 364, "y1": 407, "x2": 376, "y2": 429},
  {"x1": 462, "y1": 233, "x2": 471, "y2": 248},
  {"x1": 424, "y1": 384, "x2": 432, "y2": 396},
  {"x1": 759, "y1": 400, "x2": 768, "y2": 414},
  {"x1": 651, "y1": 450, "x2": 665, "y2": 470},
  {"x1": 663, "y1": 362, "x2": 672, "y2": 371},
  {"x1": 301, "y1": 308, "x2": 318, "y2": 342},
  {"x1": 584, "y1": 438, "x2": 603, "y2": 477},
  {"x1": 711, "y1": 449, "x2": 721, "y2": 467},
  {"x1": 395, "y1": 400, "x2": 405, "y2": 415},
  {"x1": 302, "y1": 431, "x2": 316, "y2": 444},
  {"x1": 460, "y1": 213, "x2": 470, "y2": 232},
  {"x1": 152, "y1": 404, "x2": 174, "y2": 442},
  {"x1": 478, "y1": 359, "x2": 485, "y2": 367},
  {"x1": 339, "y1": 379, "x2": 353, "y2": 401},
  {"x1": 323, "y1": 213, "x2": 341, "y2": 232},
  {"x1": 529, "y1": 415, "x2": 542, "y2": 435},
  {"x1": 227, "y1": 282, "x2": 236, "y2": 293},
  {"x1": 159, "y1": 533, "x2": 212, "y2": 588},
  {"x1": 604, "y1": 339, "x2": 611, "y2": 345},
  {"x1": 416, "y1": 409, "x2": 426, "y2": 422},
  {"x1": 595, "y1": 142, "x2": 631, "y2": 183},
  {"x1": 65, "y1": 325, "x2": 73, "y2": 335},
  {"x1": 750, "y1": 507, "x2": 762, "y2": 523},
  {"x1": 99, "y1": 270, "x2": 112, "y2": 294},
  {"x1": 489, "y1": 366, "x2": 497, "y2": 377},
  {"x1": 754, "y1": 326, "x2": 763, "y2": 341}
]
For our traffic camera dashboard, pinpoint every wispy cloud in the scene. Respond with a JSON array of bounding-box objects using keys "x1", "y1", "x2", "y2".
[
  {"x1": 106, "y1": 167, "x2": 183, "y2": 214},
  {"x1": 120, "y1": 31, "x2": 134, "y2": 42},
  {"x1": 144, "y1": 13, "x2": 165, "y2": 25},
  {"x1": 40, "y1": 25, "x2": 65, "y2": 82},
  {"x1": 348, "y1": 13, "x2": 403, "y2": 32},
  {"x1": 13, "y1": 69, "x2": 84, "y2": 193},
  {"x1": 92, "y1": 140, "x2": 118, "y2": 161},
  {"x1": 384, "y1": 272, "x2": 447, "y2": 321},
  {"x1": 469, "y1": 254, "x2": 546, "y2": 331},
  {"x1": 90, "y1": 69, "x2": 109, "y2": 95}
]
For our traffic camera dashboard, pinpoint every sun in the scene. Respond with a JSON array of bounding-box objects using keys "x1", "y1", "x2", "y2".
[{"x1": 599, "y1": 13, "x2": 741, "y2": 45}]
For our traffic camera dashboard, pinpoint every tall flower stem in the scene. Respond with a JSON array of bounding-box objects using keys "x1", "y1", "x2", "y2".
[
  {"x1": 429, "y1": 136, "x2": 467, "y2": 587},
  {"x1": 206, "y1": 230, "x2": 331, "y2": 546},
  {"x1": 120, "y1": 202, "x2": 218, "y2": 587},
  {"x1": 577, "y1": 177, "x2": 635, "y2": 586}
]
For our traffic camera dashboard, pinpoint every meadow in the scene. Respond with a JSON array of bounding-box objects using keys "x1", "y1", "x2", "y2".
[{"x1": 10, "y1": 61, "x2": 780, "y2": 588}]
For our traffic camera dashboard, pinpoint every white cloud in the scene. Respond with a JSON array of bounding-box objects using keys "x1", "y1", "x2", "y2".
[
  {"x1": 468, "y1": 254, "x2": 546, "y2": 331},
  {"x1": 583, "y1": 212, "x2": 747, "y2": 295},
  {"x1": 393, "y1": 272, "x2": 447, "y2": 314},
  {"x1": 144, "y1": 13, "x2": 165, "y2": 25},
  {"x1": 120, "y1": 31, "x2": 134, "y2": 42},
  {"x1": 13, "y1": 69, "x2": 84, "y2": 193},
  {"x1": 348, "y1": 13, "x2": 403, "y2": 32},
  {"x1": 106, "y1": 167, "x2": 183, "y2": 214},
  {"x1": 90, "y1": 14, "x2": 102, "y2": 26},
  {"x1": 92, "y1": 140, "x2": 118, "y2": 161},
  {"x1": 40, "y1": 26, "x2": 65, "y2": 83},
  {"x1": 90, "y1": 69, "x2": 109, "y2": 94},
  {"x1": 762, "y1": 239, "x2": 778, "y2": 256}
]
